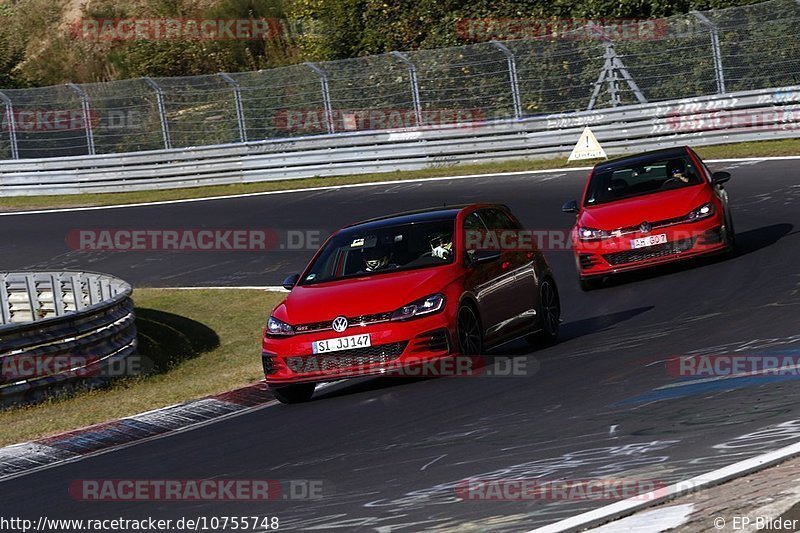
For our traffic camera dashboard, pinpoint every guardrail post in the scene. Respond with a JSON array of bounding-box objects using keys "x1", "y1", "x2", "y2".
[
  {"x1": 142, "y1": 77, "x2": 172, "y2": 149},
  {"x1": 0, "y1": 274, "x2": 10, "y2": 325},
  {"x1": 24, "y1": 274, "x2": 39, "y2": 322},
  {"x1": 218, "y1": 72, "x2": 248, "y2": 143},
  {"x1": 50, "y1": 273, "x2": 65, "y2": 316},
  {"x1": 490, "y1": 42, "x2": 523, "y2": 120},
  {"x1": 66, "y1": 83, "x2": 96, "y2": 156},
  {"x1": 692, "y1": 11, "x2": 726, "y2": 95},
  {"x1": 304, "y1": 62, "x2": 335, "y2": 134},
  {"x1": 390, "y1": 51, "x2": 424, "y2": 127},
  {"x1": 0, "y1": 91, "x2": 19, "y2": 159}
]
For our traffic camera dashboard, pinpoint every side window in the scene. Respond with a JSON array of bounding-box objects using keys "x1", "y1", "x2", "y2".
[
  {"x1": 463, "y1": 211, "x2": 486, "y2": 231},
  {"x1": 480, "y1": 208, "x2": 518, "y2": 230},
  {"x1": 463, "y1": 211, "x2": 488, "y2": 253}
]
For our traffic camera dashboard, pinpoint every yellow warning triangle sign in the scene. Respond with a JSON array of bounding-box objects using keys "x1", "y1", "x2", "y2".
[{"x1": 568, "y1": 127, "x2": 608, "y2": 161}]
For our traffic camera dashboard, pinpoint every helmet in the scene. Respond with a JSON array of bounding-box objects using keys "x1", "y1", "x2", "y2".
[
  {"x1": 363, "y1": 246, "x2": 389, "y2": 271},
  {"x1": 666, "y1": 159, "x2": 689, "y2": 182},
  {"x1": 429, "y1": 231, "x2": 453, "y2": 260}
]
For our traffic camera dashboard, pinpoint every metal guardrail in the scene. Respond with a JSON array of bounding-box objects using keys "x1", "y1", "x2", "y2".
[
  {"x1": 0, "y1": 85, "x2": 798, "y2": 196},
  {"x1": 0, "y1": 272, "x2": 136, "y2": 406},
  {"x1": 1, "y1": 0, "x2": 799, "y2": 160}
]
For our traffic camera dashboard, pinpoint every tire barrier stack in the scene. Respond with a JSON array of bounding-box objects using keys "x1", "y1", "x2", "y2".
[{"x1": 0, "y1": 271, "x2": 136, "y2": 406}]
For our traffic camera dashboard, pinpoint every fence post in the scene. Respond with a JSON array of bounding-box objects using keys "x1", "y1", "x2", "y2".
[
  {"x1": 304, "y1": 62, "x2": 335, "y2": 134},
  {"x1": 490, "y1": 41, "x2": 522, "y2": 120},
  {"x1": 142, "y1": 77, "x2": 172, "y2": 149},
  {"x1": 692, "y1": 11, "x2": 726, "y2": 95},
  {"x1": 218, "y1": 72, "x2": 248, "y2": 143},
  {"x1": 0, "y1": 91, "x2": 19, "y2": 159},
  {"x1": 66, "y1": 83, "x2": 96, "y2": 156},
  {"x1": 390, "y1": 51, "x2": 424, "y2": 127}
]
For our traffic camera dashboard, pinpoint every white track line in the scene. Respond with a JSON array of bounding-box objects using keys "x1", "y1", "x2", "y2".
[
  {"x1": 0, "y1": 167, "x2": 592, "y2": 217},
  {"x1": 4, "y1": 155, "x2": 794, "y2": 217},
  {"x1": 530, "y1": 439, "x2": 800, "y2": 532}
]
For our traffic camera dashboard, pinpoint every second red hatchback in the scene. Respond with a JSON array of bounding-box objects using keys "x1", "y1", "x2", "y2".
[{"x1": 263, "y1": 204, "x2": 560, "y2": 403}]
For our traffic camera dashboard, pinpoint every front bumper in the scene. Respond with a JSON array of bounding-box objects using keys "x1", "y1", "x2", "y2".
[
  {"x1": 262, "y1": 312, "x2": 456, "y2": 385},
  {"x1": 573, "y1": 217, "x2": 729, "y2": 278}
]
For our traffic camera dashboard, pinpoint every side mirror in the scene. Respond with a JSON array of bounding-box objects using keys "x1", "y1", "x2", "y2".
[
  {"x1": 711, "y1": 171, "x2": 731, "y2": 185},
  {"x1": 466, "y1": 249, "x2": 502, "y2": 267},
  {"x1": 562, "y1": 200, "x2": 579, "y2": 214},
  {"x1": 282, "y1": 273, "x2": 300, "y2": 290}
]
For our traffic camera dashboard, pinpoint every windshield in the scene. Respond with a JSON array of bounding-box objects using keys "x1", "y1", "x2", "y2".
[
  {"x1": 299, "y1": 219, "x2": 456, "y2": 285},
  {"x1": 584, "y1": 156, "x2": 703, "y2": 206}
]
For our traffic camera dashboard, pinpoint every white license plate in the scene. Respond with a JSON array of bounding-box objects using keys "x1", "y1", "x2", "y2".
[
  {"x1": 630, "y1": 233, "x2": 668, "y2": 249},
  {"x1": 312, "y1": 333, "x2": 371, "y2": 354}
]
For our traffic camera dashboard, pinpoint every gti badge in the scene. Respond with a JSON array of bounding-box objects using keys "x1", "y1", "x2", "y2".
[
  {"x1": 332, "y1": 316, "x2": 349, "y2": 333},
  {"x1": 639, "y1": 221, "x2": 652, "y2": 234}
]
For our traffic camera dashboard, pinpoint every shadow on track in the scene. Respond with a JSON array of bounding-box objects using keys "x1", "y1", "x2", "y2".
[
  {"x1": 593, "y1": 223, "x2": 794, "y2": 290},
  {"x1": 312, "y1": 306, "x2": 654, "y2": 401}
]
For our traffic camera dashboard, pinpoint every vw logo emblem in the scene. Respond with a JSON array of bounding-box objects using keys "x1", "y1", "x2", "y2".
[
  {"x1": 639, "y1": 221, "x2": 652, "y2": 234},
  {"x1": 332, "y1": 316, "x2": 348, "y2": 333}
]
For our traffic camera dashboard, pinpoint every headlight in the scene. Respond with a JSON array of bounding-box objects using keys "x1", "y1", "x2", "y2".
[
  {"x1": 578, "y1": 227, "x2": 611, "y2": 241},
  {"x1": 391, "y1": 293, "x2": 446, "y2": 321},
  {"x1": 266, "y1": 316, "x2": 294, "y2": 336},
  {"x1": 686, "y1": 202, "x2": 715, "y2": 221}
]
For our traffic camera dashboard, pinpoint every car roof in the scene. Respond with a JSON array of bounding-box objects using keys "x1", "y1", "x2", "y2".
[
  {"x1": 343, "y1": 203, "x2": 509, "y2": 232},
  {"x1": 593, "y1": 146, "x2": 691, "y2": 173}
]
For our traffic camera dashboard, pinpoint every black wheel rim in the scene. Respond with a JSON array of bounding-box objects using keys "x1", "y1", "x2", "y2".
[
  {"x1": 458, "y1": 307, "x2": 481, "y2": 355},
  {"x1": 541, "y1": 281, "x2": 560, "y2": 335}
]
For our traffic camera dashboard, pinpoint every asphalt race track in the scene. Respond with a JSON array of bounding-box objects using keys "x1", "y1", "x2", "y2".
[{"x1": 2, "y1": 159, "x2": 800, "y2": 531}]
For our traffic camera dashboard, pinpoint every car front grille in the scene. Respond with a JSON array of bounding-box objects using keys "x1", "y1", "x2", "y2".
[
  {"x1": 603, "y1": 238, "x2": 696, "y2": 266},
  {"x1": 286, "y1": 341, "x2": 408, "y2": 373},
  {"x1": 615, "y1": 215, "x2": 688, "y2": 236},
  {"x1": 294, "y1": 312, "x2": 393, "y2": 334}
]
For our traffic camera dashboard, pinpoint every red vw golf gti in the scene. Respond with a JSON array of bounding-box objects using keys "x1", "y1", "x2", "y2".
[
  {"x1": 263, "y1": 204, "x2": 560, "y2": 403},
  {"x1": 563, "y1": 146, "x2": 735, "y2": 290}
]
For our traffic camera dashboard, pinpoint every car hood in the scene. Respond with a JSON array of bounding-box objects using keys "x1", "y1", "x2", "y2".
[
  {"x1": 272, "y1": 267, "x2": 457, "y2": 324},
  {"x1": 580, "y1": 186, "x2": 712, "y2": 230}
]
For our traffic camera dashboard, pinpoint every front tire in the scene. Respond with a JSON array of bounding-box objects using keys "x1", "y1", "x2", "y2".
[
  {"x1": 270, "y1": 383, "x2": 315, "y2": 404},
  {"x1": 457, "y1": 304, "x2": 483, "y2": 355},
  {"x1": 724, "y1": 211, "x2": 736, "y2": 255},
  {"x1": 528, "y1": 278, "x2": 560, "y2": 345}
]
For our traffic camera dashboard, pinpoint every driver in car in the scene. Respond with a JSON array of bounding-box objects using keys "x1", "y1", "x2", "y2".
[
  {"x1": 665, "y1": 159, "x2": 695, "y2": 185},
  {"x1": 363, "y1": 246, "x2": 393, "y2": 272},
  {"x1": 429, "y1": 231, "x2": 453, "y2": 260}
]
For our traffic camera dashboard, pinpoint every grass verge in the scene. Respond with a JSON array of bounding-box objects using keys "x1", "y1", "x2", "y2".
[
  {"x1": 0, "y1": 288, "x2": 283, "y2": 447},
  {"x1": 1, "y1": 138, "x2": 799, "y2": 213}
]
